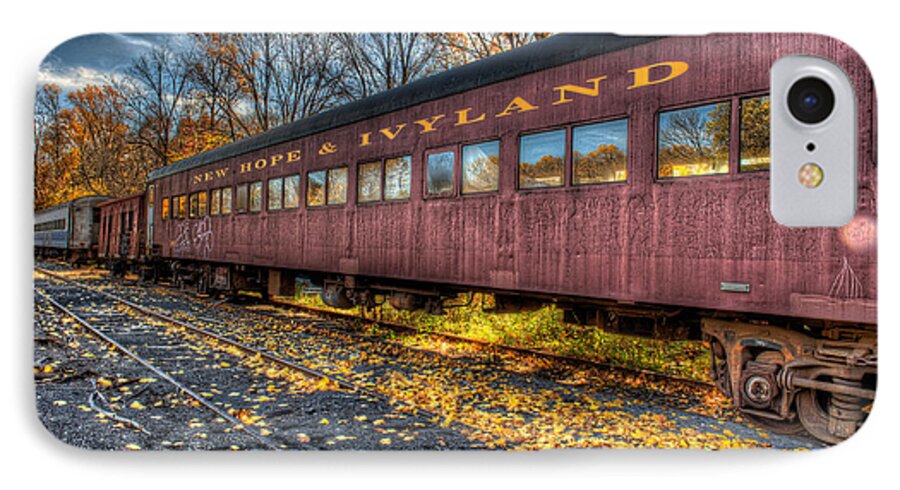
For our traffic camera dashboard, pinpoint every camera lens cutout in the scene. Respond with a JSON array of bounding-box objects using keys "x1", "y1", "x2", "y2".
[{"x1": 788, "y1": 77, "x2": 835, "y2": 124}]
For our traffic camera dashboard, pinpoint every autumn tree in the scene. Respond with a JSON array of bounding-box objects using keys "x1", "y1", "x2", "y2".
[
  {"x1": 187, "y1": 33, "x2": 245, "y2": 143},
  {"x1": 34, "y1": 32, "x2": 554, "y2": 209},
  {"x1": 433, "y1": 33, "x2": 551, "y2": 68},
  {"x1": 34, "y1": 84, "x2": 73, "y2": 208},
  {"x1": 739, "y1": 96, "x2": 770, "y2": 171},
  {"x1": 520, "y1": 154, "x2": 564, "y2": 187},
  {"x1": 112, "y1": 43, "x2": 194, "y2": 168},
  {"x1": 658, "y1": 103, "x2": 731, "y2": 176},
  {"x1": 574, "y1": 144, "x2": 626, "y2": 184},
  {"x1": 334, "y1": 33, "x2": 443, "y2": 100},
  {"x1": 64, "y1": 85, "x2": 136, "y2": 196}
]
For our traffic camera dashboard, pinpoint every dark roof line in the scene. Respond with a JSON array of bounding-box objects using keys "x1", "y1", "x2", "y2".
[{"x1": 148, "y1": 33, "x2": 662, "y2": 181}]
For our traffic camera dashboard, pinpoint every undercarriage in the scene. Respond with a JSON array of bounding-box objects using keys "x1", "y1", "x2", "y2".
[{"x1": 702, "y1": 318, "x2": 876, "y2": 444}]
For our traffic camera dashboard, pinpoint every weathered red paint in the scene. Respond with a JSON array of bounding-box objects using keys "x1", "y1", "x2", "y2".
[
  {"x1": 150, "y1": 34, "x2": 877, "y2": 325},
  {"x1": 98, "y1": 193, "x2": 145, "y2": 260}
]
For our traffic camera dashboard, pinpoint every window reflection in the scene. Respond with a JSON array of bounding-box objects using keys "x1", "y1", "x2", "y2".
[
  {"x1": 573, "y1": 119, "x2": 628, "y2": 184},
  {"x1": 210, "y1": 189, "x2": 221, "y2": 215},
  {"x1": 740, "y1": 96, "x2": 770, "y2": 172},
  {"x1": 249, "y1": 181, "x2": 262, "y2": 212},
  {"x1": 519, "y1": 129, "x2": 565, "y2": 189},
  {"x1": 328, "y1": 167, "x2": 348, "y2": 205},
  {"x1": 235, "y1": 184, "x2": 248, "y2": 212},
  {"x1": 658, "y1": 102, "x2": 730, "y2": 178},
  {"x1": 358, "y1": 161, "x2": 382, "y2": 203},
  {"x1": 307, "y1": 170, "x2": 326, "y2": 207},
  {"x1": 268, "y1": 178, "x2": 283, "y2": 211},
  {"x1": 462, "y1": 140, "x2": 499, "y2": 194},
  {"x1": 427, "y1": 151, "x2": 454, "y2": 196},
  {"x1": 221, "y1": 187, "x2": 232, "y2": 214},
  {"x1": 385, "y1": 156, "x2": 411, "y2": 200},
  {"x1": 284, "y1": 175, "x2": 300, "y2": 209}
]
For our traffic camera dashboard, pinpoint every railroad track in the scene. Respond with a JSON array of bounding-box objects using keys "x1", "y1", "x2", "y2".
[
  {"x1": 36, "y1": 265, "x2": 822, "y2": 449},
  {"x1": 41, "y1": 262, "x2": 714, "y2": 391},
  {"x1": 34, "y1": 283, "x2": 283, "y2": 450},
  {"x1": 258, "y1": 297, "x2": 716, "y2": 391},
  {"x1": 35, "y1": 268, "x2": 461, "y2": 447}
]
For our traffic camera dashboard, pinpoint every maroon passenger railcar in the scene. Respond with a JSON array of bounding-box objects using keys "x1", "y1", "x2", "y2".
[{"x1": 142, "y1": 34, "x2": 877, "y2": 443}]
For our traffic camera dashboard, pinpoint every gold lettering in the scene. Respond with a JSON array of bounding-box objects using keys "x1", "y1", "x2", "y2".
[
  {"x1": 413, "y1": 115, "x2": 445, "y2": 133},
  {"x1": 287, "y1": 150, "x2": 301, "y2": 163},
  {"x1": 240, "y1": 162, "x2": 252, "y2": 174},
  {"x1": 627, "y1": 61, "x2": 689, "y2": 90},
  {"x1": 454, "y1": 108, "x2": 486, "y2": 126},
  {"x1": 215, "y1": 168, "x2": 228, "y2": 178},
  {"x1": 379, "y1": 124, "x2": 407, "y2": 141},
  {"x1": 192, "y1": 174, "x2": 202, "y2": 184},
  {"x1": 254, "y1": 158, "x2": 267, "y2": 170},
  {"x1": 270, "y1": 154, "x2": 284, "y2": 167},
  {"x1": 552, "y1": 76, "x2": 608, "y2": 105},
  {"x1": 495, "y1": 96, "x2": 539, "y2": 118},
  {"x1": 204, "y1": 171, "x2": 214, "y2": 182},
  {"x1": 359, "y1": 132, "x2": 372, "y2": 147},
  {"x1": 318, "y1": 142, "x2": 337, "y2": 155}
]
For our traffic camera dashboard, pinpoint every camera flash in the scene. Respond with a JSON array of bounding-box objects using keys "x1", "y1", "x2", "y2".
[{"x1": 798, "y1": 162, "x2": 824, "y2": 188}]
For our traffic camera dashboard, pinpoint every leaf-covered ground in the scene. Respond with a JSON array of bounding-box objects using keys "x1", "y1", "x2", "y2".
[
  {"x1": 33, "y1": 264, "x2": 822, "y2": 450},
  {"x1": 34, "y1": 272, "x2": 476, "y2": 450},
  {"x1": 293, "y1": 293, "x2": 711, "y2": 381}
]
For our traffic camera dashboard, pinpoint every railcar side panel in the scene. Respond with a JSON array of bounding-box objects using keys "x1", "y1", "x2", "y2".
[{"x1": 149, "y1": 33, "x2": 876, "y2": 325}]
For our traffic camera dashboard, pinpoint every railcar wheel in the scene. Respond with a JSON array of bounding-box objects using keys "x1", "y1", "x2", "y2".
[
  {"x1": 796, "y1": 389, "x2": 842, "y2": 445},
  {"x1": 796, "y1": 382, "x2": 868, "y2": 445}
]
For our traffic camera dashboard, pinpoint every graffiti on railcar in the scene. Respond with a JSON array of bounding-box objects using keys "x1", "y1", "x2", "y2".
[{"x1": 174, "y1": 217, "x2": 213, "y2": 258}]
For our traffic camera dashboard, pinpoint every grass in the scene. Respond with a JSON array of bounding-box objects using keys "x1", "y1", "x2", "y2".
[{"x1": 291, "y1": 292, "x2": 711, "y2": 381}]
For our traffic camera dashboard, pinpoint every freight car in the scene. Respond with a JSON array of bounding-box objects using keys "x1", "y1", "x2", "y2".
[
  {"x1": 34, "y1": 195, "x2": 110, "y2": 262},
  {"x1": 96, "y1": 192, "x2": 146, "y2": 275},
  {"x1": 106, "y1": 33, "x2": 877, "y2": 443}
]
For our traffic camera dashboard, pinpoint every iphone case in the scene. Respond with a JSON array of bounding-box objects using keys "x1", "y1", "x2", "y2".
[{"x1": 33, "y1": 32, "x2": 876, "y2": 450}]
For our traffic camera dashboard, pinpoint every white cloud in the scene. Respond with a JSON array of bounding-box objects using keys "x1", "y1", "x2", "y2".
[{"x1": 36, "y1": 65, "x2": 112, "y2": 92}]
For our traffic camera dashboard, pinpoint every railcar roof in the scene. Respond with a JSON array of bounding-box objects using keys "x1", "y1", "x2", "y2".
[
  {"x1": 97, "y1": 191, "x2": 145, "y2": 207},
  {"x1": 148, "y1": 33, "x2": 662, "y2": 181},
  {"x1": 34, "y1": 195, "x2": 111, "y2": 216}
]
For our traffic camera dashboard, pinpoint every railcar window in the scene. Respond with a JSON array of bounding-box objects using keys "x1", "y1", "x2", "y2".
[
  {"x1": 161, "y1": 198, "x2": 170, "y2": 220},
  {"x1": 268, "y1": 178, "x2": 284, "y2": 211},
  {"x1": 177, "y1": 195, "x2": 187, "y2": 219},
  {"x1": 573, "y1": 119, "x2": 628, "y2": 184},
  {"x1": 519, "y1": 129, "x2": 565, "y2": 189},
  {"x1": 358, "y1": 161, "x2": 383, "y2": 203},
  {"x1": 249, "y1": 181, "x2": 263, "y2": 212},
  {"x1": 210, "y1": 189, "x2": 221, "y2": 215},
  {"x1": 284, "y1": 175, "x2": 300, "y2": 209},
  {"x1": 328, "y1": 167, "x2": 348, "y2": 205},
  {"x1": 307, "y1": 170, "x2": 326, "y2": 207},
  {"x1": 221, "y1": 187, "x2": 232, "y2": 214},
  {"x1": 657, "y1": 102, "x2": 730, "y2": 178},
  {"x1": 235, "y1": 184, "x2": 248, "y2": 213},
  {"x1": 462, "y1": 140, "x2": 500, "y2": 194},
  {"x1": 35, "y1": 219, "x2": 66, "y2": 231},
  {"x1": 385, "y1": 156, "x2": 411, "y2": 200},
  {"x1": 426, "y1": 151, "x2": 454, "y2": 196},
  {"x1": 198, "y1": 191, "x2": 208, "y2": 217},
  {"x1": 189, "y1": 193, "x2": 199, "y2": 218},
  {"x1": 740, "y1": 95, "x2": 770, "y2": 172}
]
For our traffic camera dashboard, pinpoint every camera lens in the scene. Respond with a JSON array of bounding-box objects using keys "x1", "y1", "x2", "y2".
[{"x1": 788, "y1": 77, "x2": 835, "y2": 124}]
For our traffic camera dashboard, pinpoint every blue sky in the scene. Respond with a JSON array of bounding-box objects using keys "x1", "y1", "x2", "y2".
[
  {"x1": 37, "y1": 33, "x2": 189, "y2": 93},
  {"x1": 518, "y1": 120, "x2": 629, "y2": 164},
  {"x1": 573, "y1": 119, "x2": 627, "y2": 155}
]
